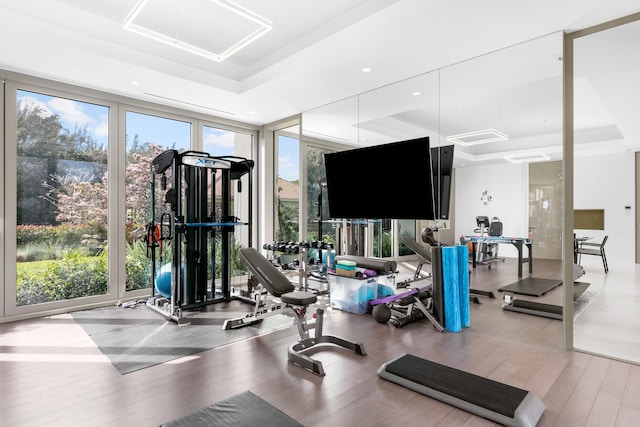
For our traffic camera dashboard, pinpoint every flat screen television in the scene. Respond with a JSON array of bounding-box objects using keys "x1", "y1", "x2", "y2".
[
  {"x1": 324, "y1": 136, "x2": 436, "y2": 220},
  {"x1": 431, "y1": 144, "x2": 454, "y2": 220}
]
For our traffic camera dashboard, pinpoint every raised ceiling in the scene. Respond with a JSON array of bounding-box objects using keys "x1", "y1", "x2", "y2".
[{"x1": 0, "y1": 0, "x2": 638, "y2": 128}]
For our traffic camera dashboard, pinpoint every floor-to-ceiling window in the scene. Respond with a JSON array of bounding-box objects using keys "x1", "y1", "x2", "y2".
[
  {"x1": 123, "y1": 111, "x2": 192, "y2": 294},
  {"x1": 275, "y1": 132, "x2": 300, "y2": 243},
  {"x1": 306, "y1": 144, "x2": 335, "y2": 245},
  {"x1": 6, "y1": 86, "x2": 115, "y2": 315},
  {"x1": 203, "y1": 124, "x2": 255, "y2": 294}
]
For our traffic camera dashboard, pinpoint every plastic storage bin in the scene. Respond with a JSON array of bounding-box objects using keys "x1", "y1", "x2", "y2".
[{"x1": 328, "y1": 273, "x2": 378, "y2": 314}]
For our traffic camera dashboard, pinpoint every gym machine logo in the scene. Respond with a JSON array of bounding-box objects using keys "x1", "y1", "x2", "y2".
[
  {"x1": 182, "y1": 155, "x2": 232, "y2": 169},
  {"x1": 480, "y1": 190, "x2": 492, "y2": 206}
]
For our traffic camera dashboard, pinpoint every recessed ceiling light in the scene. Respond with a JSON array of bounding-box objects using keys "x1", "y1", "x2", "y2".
[
  {"x1": 503, "y1": 152, "x2": 550, "y2": 163},
  {"x1": 412, "y1": 91, "x2": 421, "y2": 96},
  {"x1": 123, "y1": 0, "x2": 272, "y2": 62},
  {"x1": 131, "y1": 81, "x2": 140, "y2": 86},
  {"x1": 362, "y1": 67, "x2": 372, "y2": 73},
  {"x1": 446, "y1": 129, "x2": 509, "y2": 146}
]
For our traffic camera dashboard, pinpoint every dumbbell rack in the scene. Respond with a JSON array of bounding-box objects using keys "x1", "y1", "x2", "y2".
[{"x1": 262, "y1": 240, "x2": 334, "y2": 295}]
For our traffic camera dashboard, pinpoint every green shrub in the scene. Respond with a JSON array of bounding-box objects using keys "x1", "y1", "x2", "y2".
[
  {"x1": 16, "y1": 249, "x2": 108, "y2": 306},
  {"x1": 17, "y1": 224, "x2": 105, "y2": 246},
  {"x1": 125, "y1": 239, "x2": 152, "y2": 291},
  {"x1": 16, "y1": 244, "x2": 47, "y2": 262}
]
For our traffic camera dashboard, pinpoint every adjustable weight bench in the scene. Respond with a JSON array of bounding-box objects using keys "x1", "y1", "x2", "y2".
[
  {"x1": 379, "y1": 354, "x2": 545, "y2": 427},
  {"x1": 398, "y1": 236, "x2": 432, "y2": 287},
  {"x1": 224, "y1": 247, "x2": 366, "y2": 376}
]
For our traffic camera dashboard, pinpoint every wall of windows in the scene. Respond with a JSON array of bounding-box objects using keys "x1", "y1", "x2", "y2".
[{"x1": 1, "y1": 71, "x2": 258, "y2": 322}]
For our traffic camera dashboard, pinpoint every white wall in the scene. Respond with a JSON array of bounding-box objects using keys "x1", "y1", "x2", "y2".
[
  {"x1": 453, "y1": 152, "x2": 634, "y2": 263},
  {"x1": 574, "y1": 151, "x2": 635, "y2": 263},
  {"x1": 454, "y1": 162, "x2": 529, "y2": 258}
]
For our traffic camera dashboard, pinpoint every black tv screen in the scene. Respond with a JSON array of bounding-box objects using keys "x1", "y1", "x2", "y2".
[
  {"x1": 431, "y1": 144, "x2": 454, "y2": 220},
  {"x1": 324, "y1": 137, "x2": 435, "y2": 220}
]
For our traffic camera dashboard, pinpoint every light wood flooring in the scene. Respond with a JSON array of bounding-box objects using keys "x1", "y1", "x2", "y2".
[
  {"x1": 1, "y1": 257, "x2": 640, "y2": 426},
  {"x1": 572, "y1": 256, "x2": 640, "y2": 365}
]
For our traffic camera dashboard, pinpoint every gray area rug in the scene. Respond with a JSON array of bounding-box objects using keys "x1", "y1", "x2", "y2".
[
  {"x1": 160, "y1": 390, "x2": 303, "y2": 427},
  {"x1": 72, "y1": 300, "x2": 296, "y2": 374}
]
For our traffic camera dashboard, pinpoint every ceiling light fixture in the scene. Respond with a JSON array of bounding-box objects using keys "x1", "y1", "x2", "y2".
[
  {"x1": 123, "y1": 0, "x2": 272, "y2": 62},
  {"x1": 362, "y1": 67, "x2": 371, "y2": 72},
  {"x1": 446, "y1": 129, "x2": 509, "y2": 146},
  {"x1": 503, "y1": 152, "x2": 550, "y2": 163}
]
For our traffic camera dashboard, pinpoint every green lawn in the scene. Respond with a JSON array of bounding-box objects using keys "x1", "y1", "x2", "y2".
[{"x1": 16, "y1": 259, "x2": 58, "y2": 278}]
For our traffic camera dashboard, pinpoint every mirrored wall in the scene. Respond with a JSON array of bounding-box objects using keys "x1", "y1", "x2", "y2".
[
  {"x1": 302, "y1": 31, "x2": 564, "y2": 260},
  {"x1": 301, "y1": 15, "x2": 640, "y2": 364}
]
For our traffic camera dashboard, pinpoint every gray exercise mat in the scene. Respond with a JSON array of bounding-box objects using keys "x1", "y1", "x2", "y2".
[
  {"x1": 160, "y1": 390, "x2": 303, "y2": 427},
  {"x1": 72, "y1": 301, "x2": 295, "y2": 374}
]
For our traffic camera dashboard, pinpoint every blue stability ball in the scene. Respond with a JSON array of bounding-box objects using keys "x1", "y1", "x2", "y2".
[{"x1": 155, "y1": 263, "x2": 184, "y2": 298}]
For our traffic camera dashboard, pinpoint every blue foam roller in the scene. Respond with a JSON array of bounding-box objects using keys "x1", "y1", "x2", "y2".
[
  {"x1": 456, "y1": 245, "x2": 470, "y2": 328},
  {"x1": 442, "y1": 246, "x2": 461, "y2": 332}
]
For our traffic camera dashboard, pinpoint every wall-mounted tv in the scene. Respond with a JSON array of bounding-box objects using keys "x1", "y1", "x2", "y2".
[{"x1": 324, "y1": 136, "x2": 436, "y2": 220}]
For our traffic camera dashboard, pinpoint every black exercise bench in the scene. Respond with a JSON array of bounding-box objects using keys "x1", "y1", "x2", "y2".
[{"x1": 224, "y1": 247, "x2": 366, "y2": 376}]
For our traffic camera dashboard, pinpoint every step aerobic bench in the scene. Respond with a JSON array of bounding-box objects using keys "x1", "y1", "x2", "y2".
[
  {"x1": 224, "y1": 247, "x2": 366, "y2": 376},
  {"x1": 378, "y1": 354, "x2": 545, "y2": 427}
]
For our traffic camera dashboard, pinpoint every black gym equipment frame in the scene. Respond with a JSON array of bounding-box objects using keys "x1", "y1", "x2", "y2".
[{"x1": 146, "y1": 149, "x2": 254, "y2": 324}]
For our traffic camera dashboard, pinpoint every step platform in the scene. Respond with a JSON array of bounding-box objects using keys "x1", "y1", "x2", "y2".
[{"x1": 378, "y1": 353, "x2": 545, "y2": 427}]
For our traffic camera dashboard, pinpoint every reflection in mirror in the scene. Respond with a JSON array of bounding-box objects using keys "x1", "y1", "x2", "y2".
[
  {"x1": 302, "y1": 96, "x2": 359, "y2": 145},
  {"x1": 357, "y1": 71, "x2": 439, "y2": 147},
  {"x1": 441, "y1": 34, "x2": 563, "y2": 167},
  {"x1": 445, "y1": 32, "x2": 563, "y2": 259},
  {"x1": 573, "y1": 18, "x2": 640, "y2": 364},
  {"x1": 301, "y1": 33, "x2": 564, "y2": 263}
]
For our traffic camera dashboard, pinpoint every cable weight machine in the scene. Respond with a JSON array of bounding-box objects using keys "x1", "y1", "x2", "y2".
[{"x1": 146, "y1": 149, "x2": 254, "y2": 324}]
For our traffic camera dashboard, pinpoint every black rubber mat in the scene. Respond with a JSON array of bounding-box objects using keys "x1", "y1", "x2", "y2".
[
  {"x1": 512, "y1": 299, "x2": 562, "y2": 315},
  {"x1": 385, "y1": 354, "x2": 528, "y2": 418},
  {"x1": 498, "y1": 277, "x2": 562, "y2": 296}
]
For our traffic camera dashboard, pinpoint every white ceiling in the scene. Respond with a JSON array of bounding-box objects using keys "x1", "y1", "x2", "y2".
[{"x1": 0, "y1": 0, "x2": 639, "y2": 167}]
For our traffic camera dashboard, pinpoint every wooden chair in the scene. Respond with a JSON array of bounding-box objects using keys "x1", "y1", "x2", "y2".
[{"x1": 576, "y1": 235, "x2": 609, "y2": 273}]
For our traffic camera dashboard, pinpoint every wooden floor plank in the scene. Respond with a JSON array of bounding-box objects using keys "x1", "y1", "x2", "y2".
[{"x1": 1, "y1": 257, "x2": 640, "y2": 426}]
